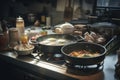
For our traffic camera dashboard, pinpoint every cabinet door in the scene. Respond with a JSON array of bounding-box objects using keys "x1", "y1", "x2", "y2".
[{"x1": 10, "y1": 68, "x2": 47, "y2": 80}]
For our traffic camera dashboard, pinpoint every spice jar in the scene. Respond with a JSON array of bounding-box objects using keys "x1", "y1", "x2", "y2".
[{"x1": 20, "y1": 33, "x2": 28, "y2": 44}]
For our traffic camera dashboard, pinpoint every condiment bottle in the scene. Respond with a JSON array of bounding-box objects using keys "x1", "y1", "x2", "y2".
[
  {"x1": 46, "y1": 16, "x2": 51, "y2": 29},
  {"x1": 16, "y1": 16, "x2": 25, "y2": 39}
]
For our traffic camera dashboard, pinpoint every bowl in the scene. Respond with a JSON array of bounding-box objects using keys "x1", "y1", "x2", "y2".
[{"x1": 14, "y1": 44, "x2": 34, "y2": 55}]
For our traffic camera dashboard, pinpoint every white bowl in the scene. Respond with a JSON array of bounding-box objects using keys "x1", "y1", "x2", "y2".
[{"x1": 14, "y1": 44, "x2": 34, "y2": 55}]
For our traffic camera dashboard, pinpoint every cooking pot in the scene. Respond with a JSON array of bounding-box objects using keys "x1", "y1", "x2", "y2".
[
  {"x1": 89, "y1": 22, "x2": 119, "y2": 40},
  {"x1": 36, "y1": 34, "x2": 82, "y2": 54},
  {"x1": 61, "y1": 35, "x2": 117, "y2": 65}
]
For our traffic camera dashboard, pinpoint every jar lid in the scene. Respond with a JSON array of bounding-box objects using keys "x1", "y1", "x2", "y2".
[{"x1": 16, "y1": 16, "x2": 23, "y2": 21}]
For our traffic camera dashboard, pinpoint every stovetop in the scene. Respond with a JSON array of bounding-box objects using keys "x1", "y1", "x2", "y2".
[
  {"x1": 31, "y1": 47, "x2": 104, "y2": 76},
  {"x1": 28, "y1": 35, "x2": 120, "y2": 76},
  {"x1": 0, "y1": 48, "x2": 118, "y2": 80}
]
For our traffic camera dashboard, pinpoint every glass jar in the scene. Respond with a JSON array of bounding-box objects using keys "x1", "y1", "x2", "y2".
[
  {"x1": 20, "y1": 33, "x2": 28, "y2": 44},
  {"x1": 8, "y1": 28, "x2": 19, "y2": 48}
]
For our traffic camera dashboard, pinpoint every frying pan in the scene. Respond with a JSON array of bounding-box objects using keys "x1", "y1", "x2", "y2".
[
  {"x1": 36, "y1": 34, "x2": 83, "y2": 54},
  {"x1": 61, "y1": 35, "x2": 117, "y2": 65}
]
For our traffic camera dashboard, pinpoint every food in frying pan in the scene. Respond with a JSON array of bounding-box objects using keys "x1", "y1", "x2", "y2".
[
  {"x1": 39, "y1": 38, "x2": 72, "y2": 46},
  {"x1": 69, "y1": 50, "x2": 100, "y2": 58},
  {"x1": 84, "y1": 31, "x2": 105, "y2": 43}
]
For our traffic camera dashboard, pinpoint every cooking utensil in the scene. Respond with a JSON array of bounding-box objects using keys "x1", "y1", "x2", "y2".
[
  {"x1": 61, "y1": 35, "x2": 117, "y2": 65},
  {"x1": 61, "y1": 42, "x2": 106, "y2": 65},
  {"x1": 36, "y1": 34, "x2": 82, "y2": 54}
]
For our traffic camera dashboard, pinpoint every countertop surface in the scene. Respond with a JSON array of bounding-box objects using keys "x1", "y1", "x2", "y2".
[
  {"x1": 0, "y1": 50, "x2": 118, "y2": 80},
  {"x1": 0, "y1": 27, "x2": 119, "y2": 80}
]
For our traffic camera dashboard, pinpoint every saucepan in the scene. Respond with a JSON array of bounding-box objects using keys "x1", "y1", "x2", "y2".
[
  {"x1": 61, "y1": 35, "x2": 117, "y2": 65},
  {"x1": 36, "y1": 34, "x2": 83, "y2": 54}
]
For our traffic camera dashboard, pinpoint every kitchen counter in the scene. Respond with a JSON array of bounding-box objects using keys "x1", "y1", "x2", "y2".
[
  {"x1": 0, "y1": 27, "x2": 119, "y2": 80},
  {"x1": 0, "y1": 51, "x2": 118, "y2": 80}
]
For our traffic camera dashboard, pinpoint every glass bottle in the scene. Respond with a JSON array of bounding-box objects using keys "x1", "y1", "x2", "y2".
[
  {"x1": 40, "y1": 6, "x2": 48, "y2": 27},
  {"x1": 16, "y1": 16, "x2": 25, "y2": 39},
  {"x1": 64, "y1": 0, "x2": 73, "y2": 22}
]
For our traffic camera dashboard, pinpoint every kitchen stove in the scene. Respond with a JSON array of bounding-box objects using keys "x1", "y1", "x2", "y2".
[
  {"x1": 40, "y1": 53, "x2": 65, "y2": 65},
  {"x1": 32, "y1": 47, "x2": 104, "y2": 76},
  {"x1": 65, "y1": 61, "x2": 104, "y2": 75},
  {"x1": 30, "y1": 35, "x2": 120, "y2": 77}
]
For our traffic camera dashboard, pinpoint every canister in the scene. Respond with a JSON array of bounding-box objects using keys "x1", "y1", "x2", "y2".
[{"x1": 8, "y1": 28, "x2": 19, "y2": 48}]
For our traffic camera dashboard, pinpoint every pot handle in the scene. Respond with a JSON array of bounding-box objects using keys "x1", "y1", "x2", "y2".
[
  {"x1": 104, "y1": 35, "x2": 117, "y2": 48},
  {"x1": 29, "y1": 39, "x2": 39, "y2": 45}
]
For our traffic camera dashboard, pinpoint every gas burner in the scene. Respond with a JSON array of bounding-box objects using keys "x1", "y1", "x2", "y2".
[
  {"x1": 40, "y1": 53, "x2": 65, "y2": 65},
  {"x1": 65, "y1": 61, "x2": 104, "y2": 75}
]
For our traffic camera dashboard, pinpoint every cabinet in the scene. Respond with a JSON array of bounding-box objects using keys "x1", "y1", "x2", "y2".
[{"x1": 0, "y1": 59, "x2": 52, "y2": 80}]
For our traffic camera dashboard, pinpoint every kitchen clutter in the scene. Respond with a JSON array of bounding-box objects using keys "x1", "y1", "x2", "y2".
[{"x1": 1, "y1": 16, "x2": 34, "y2": 55}]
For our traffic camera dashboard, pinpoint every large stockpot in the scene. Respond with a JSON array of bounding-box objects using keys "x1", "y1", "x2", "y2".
[
  {"x1": 36, "y1": 34, "x2": 82, "y2": 54},
  {"x1": 61, "y1": 42, "x2": 107, "y2": 65},
  {"x1": 89, "y1": 22, "x2": 119, "y2": 40}
]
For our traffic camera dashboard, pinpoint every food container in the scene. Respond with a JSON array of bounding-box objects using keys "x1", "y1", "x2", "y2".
[
  {"x1": 8, "y1": 28, "x2": 19, "y2": 48},
  {"x1": 14, "y1": 44, "x2": 34, "y2": 55}
]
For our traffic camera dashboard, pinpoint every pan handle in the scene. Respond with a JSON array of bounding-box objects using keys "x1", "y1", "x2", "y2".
[
  {"x1": 104, "y1": 35, "x2": 117, "y2": 48},
  {"x1": 71, "y1": 35, "x2": 84, "y2": 42}
]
